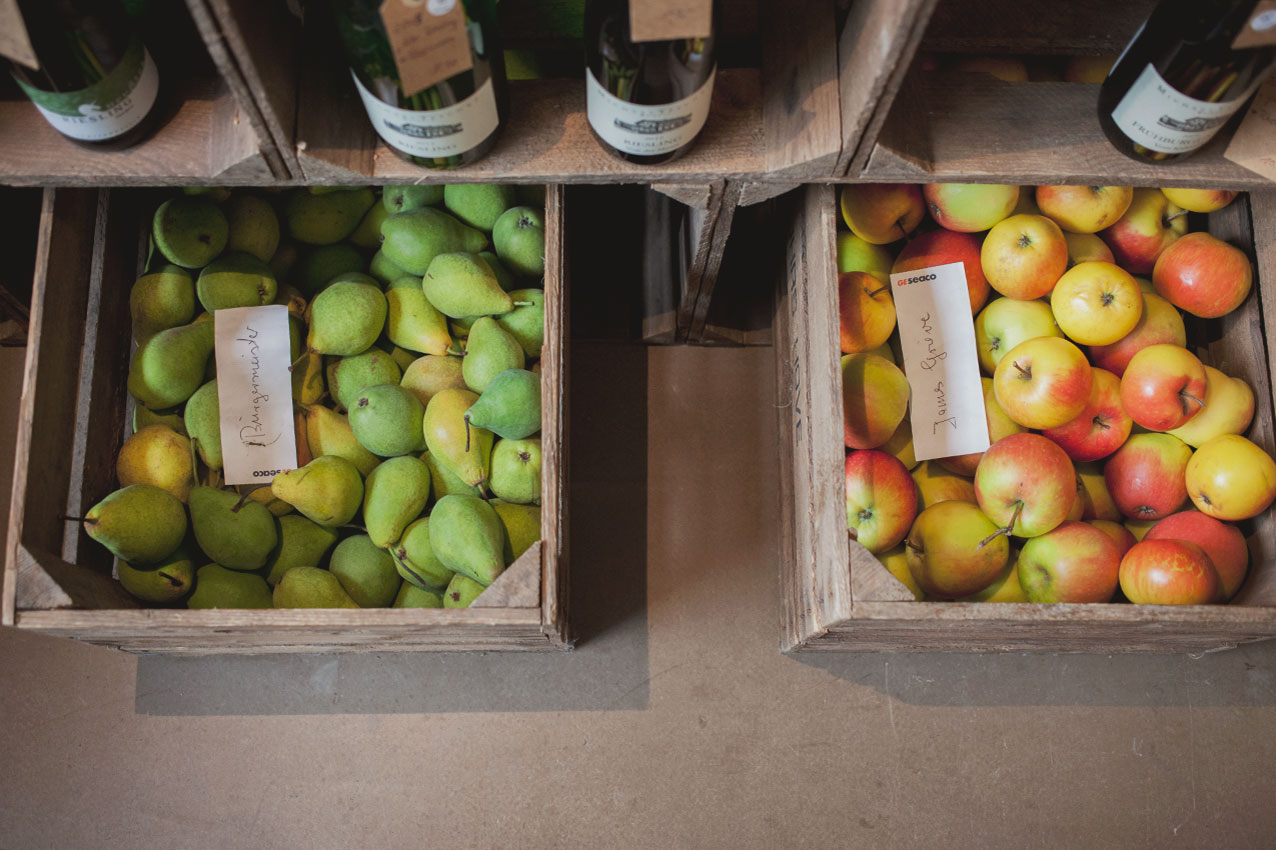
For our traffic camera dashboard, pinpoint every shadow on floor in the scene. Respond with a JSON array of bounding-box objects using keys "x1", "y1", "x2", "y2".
[{"x1": 134, "y1": 342, "x2": 651, "y2": 716}]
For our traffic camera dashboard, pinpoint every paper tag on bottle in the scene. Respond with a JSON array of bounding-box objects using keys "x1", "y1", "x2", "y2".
[
  {"x1": 889, "y1": 262, "x2": 989, "y2": 462},
  {"x1": 0, "y1": 0, "x2": 38, "y2": 69},
  {"x1": 1234, "y1": 1, "x2": 1276, "y2": 50},
  {"x1": 213, "y1": 306, "x2": 298, "y2": 486},
  {"x1": 379, "y1": 0, "x2": 473, "y2": 98},
  {"x1": 1224, "y1": 81, "x2": 1276, "y2": 179},
  {"x1": 629, "y1": 0, "x2": 712, "y2": 42}
]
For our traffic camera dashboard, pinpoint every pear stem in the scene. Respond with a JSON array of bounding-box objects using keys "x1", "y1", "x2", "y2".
[
  {"x1": 231, "y1": 490, "x2": 252, "y2": 513},
  {"x1": 464, "y1": 415, "x2": 471, "y2": 453},
  {"x1": 447, "y1": 347, "x2": 465, "y2": 357},
  {"x1": 63, "y1": 515, "x2": 92, "y2": 524},
  {"x1": 188, "y1": 438, "x2": 200, "y2": 488}
]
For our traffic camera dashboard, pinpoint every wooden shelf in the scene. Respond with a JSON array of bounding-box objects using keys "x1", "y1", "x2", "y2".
[{"x1": 921, "y1": 0, "x2": 1155, "y2": 55}]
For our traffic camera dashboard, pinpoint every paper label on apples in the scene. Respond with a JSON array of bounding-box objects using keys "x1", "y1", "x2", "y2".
[
  {"x1": 214, "y1": 306, "x2": 298, "y2": 486},
  {"x1": 890, "y1": 262, "x2": 989, "y2": 462}
]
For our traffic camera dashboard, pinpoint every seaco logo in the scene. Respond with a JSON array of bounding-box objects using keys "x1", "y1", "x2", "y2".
[{"x1": 896, "y1": 273, "x2": 937, "y2": 287}]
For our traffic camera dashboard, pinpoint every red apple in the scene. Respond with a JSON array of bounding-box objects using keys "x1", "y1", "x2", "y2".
[
  {"x1": 892, "y1": 229, "x2": 989, "y2": 314},
  {"x1": 1119, "y1": 343, "x2": 1207, "y2": 431},
  {"x1": 936, "y1": 377, "x2": 1025, "y2": 476},
  {"x1": 1160, "y1": 188, "x2": 1236, "y2": 214},
  {"x1": 1041, "y1": 368, "x2": 1132, "y2": 462},
  {"x1": 980, "y1": 214, "x2": 1069, "y2": 299},
  {"x1": 1050, "y1": 261, "x2": 1143, "y2": 346},
  {"x1": 1146, "y1": 510, "x2": 1248, "y2": 600},
  {"x1": 905, "y1": 500, "x2": 1010, "y2": 598},
  {"x1": 1088, "y1": 291, "x2": 1186, "y2": 376},
  {"x1": 1152, "y1": 232, "x2": 1253, "y2": 318},
  {"x1": 839, "y1": 271, "x2": 896, "y2": 354},
  {"x1": 922, "y1": 183, "x2": 1019, "y2": 233},
  {"x1": 993, "y1": 336, "x2": 1093, "y2": 430},
  {"x1": 1036, "y1": 185, "x2": 1134, "y2": 233},
  {"x1": 1097, "y1": 187, "x2": 1187, "y2": 273},
  {"x1": 1119, "y1": 539, "x2": 1219, "y2": 605},
  {"x1": 845, "y1": 450, "x2": 918, "y2": 555},
  {"x1": 1088, "y1": 519, "x2": 1137, "y2": 558},
  {"x1": 1185, "y1": 434, "x2": 1276, "y2": 521},
  {"x1": 1104, "y1": 432, "x2": 1192, "y2": 521},
  {"x1": 840, "y1": 184, "x2": 925, "y2": 245},
  {"x1": 1017, "y1": 521, "x2": 1121, "y2": 603},
  {"x1": 975, "y1": 432, "x2": 1077, "y2": 538},
  {"x1": 843, "y1": 353, "x2": 910, "y2": 450},
  {"x1": 1064, "y1": 231, "x2": 1115, "y2": 268}
]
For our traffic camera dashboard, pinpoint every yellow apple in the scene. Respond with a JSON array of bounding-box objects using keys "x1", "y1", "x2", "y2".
[
  {"x1": 1036, "y1": 185, "x2": 1134, "y2": 233},
  {"x1": 1125, "y1": 518, "x2": 1158, "y2": 541},
  {"x1": 1186, "y1": 434, "x2": 1276, "y2": 521},
  {"x1": 838, "y1": 271, "x2": 896, "y2": 353},
  {"x1": 836, "y1": 232, "x2": 893, "y2": 283},
  {"x1": 975, "y1": 296, "x2": 1062, "y2": 374},
  {"x1": 879, "y1": 544, "x2": 925, "y2": 600},
  {"x1": 1167, "y1": 365, "x2": 1254, "y2": 448},
  {"x1": 1064, "y1": 55, "x2": 1117, "y2": 83},
  {"x1": 1160, "y1": 188, "x2": 1237, "y2": 213},
  {"x1": 911, "y1": 460, "x2": 977, "y2": 513},
  {"x1": 1050, "y1": 261, "x2": 1143, "y2": 346},
  {"x1": 1063, "y1": 231, "x2": 1114, "y2": 268},
  {"x1": 840, "y1": 184, "x2": 925, "y2": 245},
  {"x1": 958, "y1": 553, "x2": 1028, "y2": 602},
  {"x1": 881, "y1": 417, "x2": 918, "y2": 470},
  {"x1": 980, "y1": 213, "x2": 1069, "y2": 299},
  {"x1": 1076, "y1": 460, "x2": 1121, "y2": 521}
]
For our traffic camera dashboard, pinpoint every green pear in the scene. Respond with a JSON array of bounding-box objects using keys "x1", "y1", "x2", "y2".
[
  {"x1": 490, "y1": 438, "x2": 541, "y2": 505},
  {"x1": 490, "y1": 500, "x2": 541, "y2": 564},
  {"x1": 265, "y1": 514, "x2": 340, "y2": 586},
  {"x1": 298, "y1": 243, "x2": 366, "y2": 296},
  {"x1": 329, "y1": 534, "x2": 401, "y2": 607},
  {"x1": 368, "y1": 249, "x2": 409, "y2": 287},
  {"x1": 328, "y1": 348, "x2": 402, "y2": 411},
  {"x1": 349, "y1": 201, "x2": 390, "y2": 249},
  {"x1": 465, "y1": 368, "x2": 540, "y2": 440},
  {"x1": 422, "y1": 450, "x2": 483, "y2": 499},
  {"x1": 386, "y1": 276, "x2": 453, "y2": 355},
  {"x1": 292, "y1": 350, "x2": 325, "y2": 405},
  {"x1": 285, "y1": 187, "x2": 376, "y2": 245},
  {"x1": 401, "y1": 354, "x2": 467, "y2": 406},
  {"x1": 153, "y1": 196, "x2": 228, "y2": 268},
  {"x1": 183, "y1": 185, "x2": 232, "y2": 202},
  {"x1": 184, "y1": 379, "x2": 222, "y2": 470},
  {"x1": 363, "y1": 455, "x2": 431, "y2": 548},
  {"x1": 188, "y1": 563, "x2": 274, "y2": 609},
  {"x1": 493, "y1": 205, "x2": 545, "y2": 277},
  {"x1": 390, "y1": 517, "x2": 454, "y2": 590},
  {"x1": 349, "y1": 384, "x2": 427, "y2": 457},
  {"x1": 128, "y1": 320, "x2": 215, "y2": 409},
  {"x1": 130, "y1": 264, "x2": 195, "y2": 344},
  {"x1": 83, "y1": 484, "x2": 186, "y2": 565},
  {"x1": 133, "y1": 405, "x2": 186, "y2": 436},
  {"x1": 462, "y1": 317, "x2": 525, "y2": 393},
  {"x1": 422, "y1": 252, "x2": 514, "y2": 318},
  {"x1": 449, "y1": 315, "x2": 477, "y2": 338},
  {"x1": 429, "y1": 494, "x2": 505, "y2": 586},
  {"x1": 117, "y1": 547, "x2": 195, "y2": 603},
  {"x1": 271, "y1": 455, "x2": 364, "y2": 527},
  {"x1": 306, "y1": 275, "x2": 386, "y2": 355},
  {"x1": 273, "y1": 566, "x2": 360, "y2": 608},
  {"x1": 196, "y1": 252, "x2": 278, "y2": 312},
  {"x1": 497, "y1": 288, "x2": 544, "y2": 358},
  {"x1": 444, "y1": 573, "x2": 486, "y2": 608},
  {"x1": 444, "y1": 184, "x2": 517, "y2": 232},
  {"x1": 395, "y1": 583, "x2": 443, "y2": 608},
  {"x1": 225, "y1": 194, "x2": 280, "y2": 263},
  {"x1": 380, "y1": 208, "x2": 487, "y2": 276},
  {"x1": 388, "y1": 346, "x2": 417, "y2": 371},
  {"x1": 304, "y1": 405, "x2": 380, "y2": 476},
  {"x1": 479, "y1": 251, "x2": 517, "y2": 291},
  {"x1": 243, "y1": 484, "x2": 294, "y2": 517},
  {"x1": 189, "y1": 486, "x2": 279, "y2": 571},
  {"x1": 116, "y1": 424, "x2": 195, "y2": 503},
  {"x1": 383, "y1": 185, "x2": 443, "y2": 213},
  {"x1": 424, "y1": 389, "x2": 492, "y2": 487},
  {"x1": 269, "y1": 239, "x2": 300, "y2": 281}
]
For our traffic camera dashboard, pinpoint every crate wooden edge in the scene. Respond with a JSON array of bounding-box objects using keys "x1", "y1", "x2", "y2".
[
  {"x1": 3, "y1": 186, "x2": 570, "y2": 654},
  {"x1": 778, "y1": 186, "x2": 1276, "y2": 653}
]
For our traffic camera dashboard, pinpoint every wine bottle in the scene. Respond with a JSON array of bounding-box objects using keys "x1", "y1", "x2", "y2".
[
  {"x1": 331, "y1": 0, "x2": 507, "y2": 170},
  {"x1": 5, "y1": 0, "x2": 162, "y2": 148},
  {"x1": 584, "y1": 0, "x2": 718, "y2": 165},
  {"x1": 1098, "y1": 0, "x2": 1276, "y2": 163}
]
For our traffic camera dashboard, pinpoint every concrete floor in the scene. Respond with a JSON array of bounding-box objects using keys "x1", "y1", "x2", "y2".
[{"x1": 2, "y1": 343, "x2": 1275, "y2": 849}]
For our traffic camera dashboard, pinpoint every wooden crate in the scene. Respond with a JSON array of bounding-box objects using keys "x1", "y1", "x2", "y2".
[
  {"x1": 0, "y1": 1, "x2": 291, "y2": 185},
  {"x1": 2, "y1": 186, "x2": 569, "y2": 654},
  {"x1": 774, "y1": 183, "x2": 1276, "y2": 652}
]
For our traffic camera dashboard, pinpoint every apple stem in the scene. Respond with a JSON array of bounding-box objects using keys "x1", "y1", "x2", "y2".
[
  {"x1": 1093, "y1": 416, "x2": 1110, "y2": 430},
  {"x1": 1012, "y1": 360, "x2": 1031, "y2": 379},
  {"x1": 1182, "y1": 391, "x2": 1206, "y2": 410},
  {"x1": 867, "y1": 285, "x2": 891, "y2": 298},
  {"x1": 979, "y1": 501, "x2": 1023, "y2": 548},
  {"x1": 905, "y1": 539, "x2": 923, "y2": 554},
  {"x1": 1165, "y1": 210, "x2": 1189, "y2": 223}
]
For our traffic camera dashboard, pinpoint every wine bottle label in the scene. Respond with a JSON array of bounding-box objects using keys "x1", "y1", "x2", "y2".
[
  {"x1": 379, "y1": 0, "x2": 474, "y2": 98},
  {"x1": 1109, "y1": 63, "x2": 1263, "y2": 155},
  {"x1": 352, "y1": 72, "x2": 500, "y2": 158},
  {"x1": 14, "y1": 37, "x2": 158, "y2": 142},
  {"x1": 586, "y1": 67, "x2": 715, "y2": 156},
  {"x1": 628, "y1": 0, "x2": 713, "y2": 43},
  {"x1": 1234, "y1": 1, "x2": 1276, "y2": 50}
]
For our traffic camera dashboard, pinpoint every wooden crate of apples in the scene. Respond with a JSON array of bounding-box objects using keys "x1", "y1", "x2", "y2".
[
  {"x1": 79, "y1": 184, "x2": 546, "y2": 611},
  {"x1": 837, "y1": 183, "x2": 1273, "y2": 605}
]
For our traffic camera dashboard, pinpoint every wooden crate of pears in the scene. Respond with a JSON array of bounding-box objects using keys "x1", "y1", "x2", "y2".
[
  {"x1": 775, "y1": 183, "x2": 1276, "y2": 653},
  {"x1": 2, "y1": 184, "x2": 568, "y2": 654}
]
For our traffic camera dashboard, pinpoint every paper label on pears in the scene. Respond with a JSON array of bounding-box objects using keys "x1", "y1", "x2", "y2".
[
  {"x1": 889, "y1": 262, "x2": 989, "y2": 462},
  {"x1": 214, "y1": 306, "x2": 298, "y2": 485}
]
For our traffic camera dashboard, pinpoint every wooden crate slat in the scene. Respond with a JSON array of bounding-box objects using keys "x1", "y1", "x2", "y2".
[
  {"x1": 760, "y1": 0, "x2": 842, "y2": 179},
  {"x1": 541, "y1": 184, "x2": 570, "y2": 647},
  {"x1": 922, "y1": 0, "x2": 1154, "y2": 55}
]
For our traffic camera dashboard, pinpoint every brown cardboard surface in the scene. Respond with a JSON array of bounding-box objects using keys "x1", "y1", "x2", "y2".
[{"x1": 3, "y1": 343, "x2": 1276, "y2": 849}]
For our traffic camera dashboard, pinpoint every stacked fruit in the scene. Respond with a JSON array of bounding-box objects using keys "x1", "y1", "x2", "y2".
[
  {"x1": 838, "y1": 183, "x2": 1275, "y2": 605},
  {"x1": 82, "y1": 184, "x2": 547, "y2": 610}
]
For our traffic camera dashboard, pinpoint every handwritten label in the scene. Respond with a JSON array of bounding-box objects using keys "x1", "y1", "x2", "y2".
[
  {"x1": 380, "y1": 0, "x2": 473, "y2": 98},
  {"x1": 629, "y1": 0, "x2": 712, "y2": 43},
  {"x1": 889, "y1": 262, "x2": 989, "y2": 462},
  {"x1": 1224, "y1": 80, "x2": 1276, "y2": 180},
  {"x1": 213, "y1": 306, "x2": 298, "y2": 486},
  {"x1": 0, "y1": 0, "x2": 38, "y2": 69}
]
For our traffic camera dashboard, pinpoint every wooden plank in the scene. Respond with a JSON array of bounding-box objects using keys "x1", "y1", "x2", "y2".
[
  {"x1": 759, "y1": 0, "x2": 842, "y2": 179},
  {"x1": 739, "y1": 182, "x2": 800, "y2": 207},
  {"x1": 472, "y1": 542, "x2": 542, "y2": 608},
  {"x1": 865, "y1": 76, "x2": 1275, "y2": 190},
  {"x1": 922, "y1": 0, "x2": 1155, "y2": 55},
  {"x1": 835, "y1": 0, "x2": 940, "y2": 177},
  {"x1": 685, "y1": 182, "x2": 742, "y2": 341},
  {"x1": 651, "y1": 184, "x2": 713, "y2": 210},
  {"x1": 540, "y1": 184, "x2": 570, "y2": 647},
  {"x1": 642, "y1": 190, "x2": 683, "y2": 344},
  {"x1": 848, "y1": 540, "x2": 915, "y2": 602}
]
